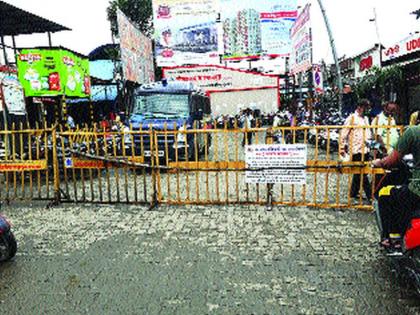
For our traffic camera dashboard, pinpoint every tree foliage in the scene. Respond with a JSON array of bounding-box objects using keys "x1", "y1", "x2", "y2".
[
  {"x1": 107, "y1": 0, "x2": 153, "y2": 37},
  {"x1": 355, "y1": 66, "x2": 404, "y2": 101}
]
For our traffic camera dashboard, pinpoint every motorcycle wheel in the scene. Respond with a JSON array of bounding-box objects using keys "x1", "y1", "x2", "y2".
[{"x1": 0, "y1": 231, "x2": 17, "y2": 262}]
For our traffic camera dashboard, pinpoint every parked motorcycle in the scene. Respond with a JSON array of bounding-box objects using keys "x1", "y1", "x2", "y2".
[
  {"x1": 0, "y1": 213, "x2": 17, "y2": 262},
  {"x1": 374, "y1": 155, "x2": 420, "y2": 294}
]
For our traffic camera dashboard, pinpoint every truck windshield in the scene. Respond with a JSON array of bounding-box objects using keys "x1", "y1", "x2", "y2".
[{"x1": 133, "y1": 94, "x2": 189, "y2": 118}]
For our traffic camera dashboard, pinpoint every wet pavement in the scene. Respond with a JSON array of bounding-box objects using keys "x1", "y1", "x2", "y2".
[{"x1": 1, "y1": 202, "x2": 420, "y2": 314}]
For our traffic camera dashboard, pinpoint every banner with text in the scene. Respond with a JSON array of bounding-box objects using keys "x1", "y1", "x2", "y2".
[
  {"x1": 152, "y1": 0, "x2": 219, "y2": 66},
  {"x1": 289, "y1": 4, "x2": 312, "y2": 74},
  {"x1": 117, "y1": 9, "x2": 155, "y2": 84},
  {"x1": 245, "y1": 144, "x2": 307, "y2": 184}
]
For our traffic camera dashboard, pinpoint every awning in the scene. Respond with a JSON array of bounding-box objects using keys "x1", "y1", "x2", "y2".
[{"x1": 0, "y1": 1, "x2": 70, "y2": 36}]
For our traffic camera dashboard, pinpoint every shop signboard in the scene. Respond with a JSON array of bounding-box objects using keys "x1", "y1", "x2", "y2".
[
  {"x1": 17, "y1": 48, "x2": 91, "y2": 98},
  {"x1": 221, "y1": 0, "x2": 297, "y2": 60},
  {"x1": 152, "y1": 0, "x2": 219, "y2": 66},
  {"x1": 354, "y1": 46, "x2": 381, "y2": 78},
  {"x1": 289, "y1": 4, "x2": 312, "y2": 74},
  {"x1": 383, "y1": 33, "x2": 420, "y2": 62},
  {"x1": 117, "y1": 9, "x2": 155, "y2": 84}
]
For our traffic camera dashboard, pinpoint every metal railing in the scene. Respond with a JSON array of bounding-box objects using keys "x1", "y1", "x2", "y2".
[{"x1": 0, "y1": 122, "x2": 406, "y2": 211}]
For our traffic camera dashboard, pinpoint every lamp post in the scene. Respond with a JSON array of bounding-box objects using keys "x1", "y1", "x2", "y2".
[{"x1": 316, "y1": 0, "x2": 343, "y2": 115}]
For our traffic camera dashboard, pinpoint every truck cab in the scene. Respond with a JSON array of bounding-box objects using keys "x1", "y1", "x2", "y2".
[{"x1": 127, "y1": 80, "x2": 211, "y2": 161}]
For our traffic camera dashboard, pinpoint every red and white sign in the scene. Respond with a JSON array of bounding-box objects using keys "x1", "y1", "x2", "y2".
[
  {"x1": 383, "y1": 34, "x2": 420, "y2": 62},
  {"x1": 355, "y1": 46, "x2": 381, "y2": 78},
  {"x1": 289, "y1": 4, "x2": 312, "y2": 74}
]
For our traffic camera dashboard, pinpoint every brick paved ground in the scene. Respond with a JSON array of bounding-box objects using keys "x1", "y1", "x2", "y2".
[{"x1": 1, "y1": 202, "x2": 420, "y2": 314}]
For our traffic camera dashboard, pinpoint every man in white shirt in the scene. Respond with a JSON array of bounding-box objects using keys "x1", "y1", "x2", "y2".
[
  {"x1": 372, "y1": 101, "x2": 400, "y2": 154},
  {"x1": 340, "y1": 99, "x2": 372, "y2": 201}
]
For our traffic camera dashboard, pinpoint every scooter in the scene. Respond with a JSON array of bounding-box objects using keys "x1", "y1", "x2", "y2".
[
  {"x1": 0, "y1": 213, "x2": 17, "y2": 262},
  {"x1": 374, "y1": 155, "x2": 420, "y2": 295}
]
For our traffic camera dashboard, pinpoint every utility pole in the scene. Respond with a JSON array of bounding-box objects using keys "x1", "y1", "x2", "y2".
[{"x1": 316, "y1": 0, "x2": 343, "y2": 115}]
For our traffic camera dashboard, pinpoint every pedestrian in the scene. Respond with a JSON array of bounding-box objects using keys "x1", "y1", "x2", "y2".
[
  {"x1": 339, "y1": 99, "x2": 372, "y2": 201},
  {"x1": 242, "y1": 108, "x2": 254, "y2": 146},
  {"x1": 372, "y1": 101, "x2": 400, "y2": 154}
]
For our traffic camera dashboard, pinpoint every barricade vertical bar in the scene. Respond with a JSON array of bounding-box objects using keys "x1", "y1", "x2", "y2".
[
  {"x1": 302, "y1": 128, "x2": 308, "y2": 204},
  {"x1": 358, "y1": 127, "x2": 367, "y2": 205},
  {"x1": 164, "y1": 122, "x2": 170, "y2": 203},
  {"x1": 224, "y1": 121, "x2": 229, "y2": 203},
  {"x1": 154, "y1": 129, "x2": 162, "y2": 203},
  {"x1": 11, "y1": 123, "x2": 17, "y2": 200},
  {"x1": 266, "y1": 128, "x2": 274, "y2": 208},
  {"x1": 103, "y1": 126, "x2": 111, "y2": 202},
  {"x1": 140, "y1": 124, "x2": 147, "y2": 203},
  {"x1": 44, "y1": 121, "x2": 50, "y2": 200},
  {"x1": 150, "y1": 126, "x2": 158, "y2": 207},
  {"x1": 204, "y1": 128, "x2": 210, "y2": 203},
  {"x1": 324, "y1": 127, "x2": 330, "y2": 204},
  {"x1": 35, "y1": 122, "x2": 41, "y2": 199},
  {"x1": 347, "y1": 117, "x2": 355, "y2": 206},
  {"x1": 52, "y1": 126, "x2": 60, "y2": 203},
  {"x1": 336, "y1": 127, "x2": 342, "y2": 206},
  {"x1": 254, "y1": 126, "x2": 260, "y2": 204},
  {"x1": 291, "y1": 127, "x2": 296, "y2": 204},
  {"x1": 313, "y1": 128, "x2": 319, "y2": 205},
  {"x1": 194, "y1": 121, "x2": 200, "y2": 203},
  {"x1": 112, "y1": 134, "x2": 120, "y2": 203},
  {"x1": 68, "y1": 133, "x2": 78, "y2": 201},
  {"x1": 93, "y1": 125, "x2": 104, "y2": 203},
  {"x1": 183, "y1": 122, "x2": 190, "y2": 201},
  {"x1": 234, "y1": 119, "x2": 239, "y2": 203},
  {"x1": 174, "y1": 122, "x2": 180, "y2": 202},
  {"x1": 28, "y1": 125, "x2": 33, "y2": 199},
  {"x1": 20, "y1": 124, "x2": 25, "y2": 199},
  {"x1": 121, "y1": 129, "x2": 129, "y2": 203},
  {"x1": 86, "y1": 132, "x2": 95, "y2": 202},
  {"x1": 129, "y1": 124, "x2": 138, "y2": 203},
  {"x1": 214, "y1": 121, "x2": 220, "y2": 203},
  {"x1": 59, "y1": 125, "x2": 69, "y2": 199}
]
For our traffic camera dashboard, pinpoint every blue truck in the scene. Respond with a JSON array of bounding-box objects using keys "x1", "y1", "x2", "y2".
[{"x1": 126, "y1": 80, "x2": 211, "y2": 161}]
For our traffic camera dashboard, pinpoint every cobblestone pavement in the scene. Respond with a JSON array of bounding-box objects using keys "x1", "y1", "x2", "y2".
[{"x1": 1, "y1": 202, "x2": 420, "y2": 314}]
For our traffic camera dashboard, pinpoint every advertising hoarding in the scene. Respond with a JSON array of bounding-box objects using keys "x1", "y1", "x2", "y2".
[
  {"x1": 117, "y1": 9, "x2": 155, "y2": 84},
  {"x1": 289, "y1": 4, "x2": 312, "y2": 74},
  {"x1": 221, "y1": 0, "x2": 297, "y2": 59},
  {"x1": 152, "y1": 0, "x2": 220, "y2": 66},
  {"x1": 17, "y1": 48, "x2": 91, "y2": 98}
]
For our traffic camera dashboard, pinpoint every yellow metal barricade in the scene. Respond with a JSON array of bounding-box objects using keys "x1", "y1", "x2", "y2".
[
  {"x1": 0, "y1": 123, "x2": 404, "y2": 211},
  {"x1": 0, "y1": 124, "x2": 56, "y2": 202}
]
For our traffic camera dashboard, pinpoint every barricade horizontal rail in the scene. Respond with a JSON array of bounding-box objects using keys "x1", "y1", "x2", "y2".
[{"x1": 0, "y1": 123, "x2": 406, "y2": 211}]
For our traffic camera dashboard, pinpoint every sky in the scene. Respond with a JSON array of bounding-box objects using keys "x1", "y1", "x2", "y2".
[{"x1": 2, "y1": 0, "x2": 420, "y2": 63}]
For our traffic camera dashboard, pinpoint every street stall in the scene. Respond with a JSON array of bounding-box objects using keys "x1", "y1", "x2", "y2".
[{"x1": 16, "y1": 47, "x2": 91, "y2": 127}]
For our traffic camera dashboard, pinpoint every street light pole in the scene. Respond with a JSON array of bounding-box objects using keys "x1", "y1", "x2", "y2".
[{"x1": 316, "y1": 0, "x2": 343, "y2": 115}]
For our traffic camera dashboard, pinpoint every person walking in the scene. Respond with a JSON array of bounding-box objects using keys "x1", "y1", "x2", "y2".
[{"x1": 340, "y1": 99, "x2": 372, "y2": 201}]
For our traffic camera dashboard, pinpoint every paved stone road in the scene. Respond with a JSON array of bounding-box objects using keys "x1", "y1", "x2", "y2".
[{"x1": 1, "y1": 202, "x2": 420, "y2": 314}]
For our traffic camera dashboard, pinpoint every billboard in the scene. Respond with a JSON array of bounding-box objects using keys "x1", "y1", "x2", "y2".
[
  {"x1": 17, "y1": 48, "x2": 91, "y2": 98},
  {"x1": 289, "y1": 4, "x2": 312, "y2": 74},
  {"x1": 152, "y1": 0, "x2": 220, "y2": 66},
  {"x1": 221, "y1": 0, "x2": 297, "y2": 59},
  {"x1": 117, "y1": 9, "x2": 155, "y2": 83}
]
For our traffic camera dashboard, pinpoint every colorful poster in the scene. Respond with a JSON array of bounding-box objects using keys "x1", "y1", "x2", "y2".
[
  {"x1": 289, "y1": 4, "x2": 312, "y2": 74},
  {"x1": 1, "y1": 74, "x2": 26, "y2": 114},
  {"x1": 152, "y1": 0, "x2": 220, "y2": 66},
  {"x1": 117, "y1": 9, "x2": 155, "y2": 83},
  {"x1": 16, "y1": 48, "x2": 91, "y2": 98},
  {"x1": 221, "y1": 0, "x2": 297, "y2": 59},
  {"x1": 312, "y1": 64, "x2": 323, "y2": 94}
]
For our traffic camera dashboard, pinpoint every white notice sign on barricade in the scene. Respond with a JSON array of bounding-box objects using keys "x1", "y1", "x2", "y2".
[{"x1": 245, "y1": 144, "x2": 307, "y2": 184}]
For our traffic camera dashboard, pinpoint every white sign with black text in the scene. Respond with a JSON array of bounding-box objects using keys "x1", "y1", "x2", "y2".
[{"x1": 245, "y1": 144, "x2": 307, "y2": 184}]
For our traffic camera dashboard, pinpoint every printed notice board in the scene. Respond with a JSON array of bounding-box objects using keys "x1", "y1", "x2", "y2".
[{"x1": 245, "y1": 144, "x2": 307, "y2": 184}]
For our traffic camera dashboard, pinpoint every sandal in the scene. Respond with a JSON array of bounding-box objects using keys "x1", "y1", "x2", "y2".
[{"x1": 380, "y1": 238, "x2": 391, "y2": 248}]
